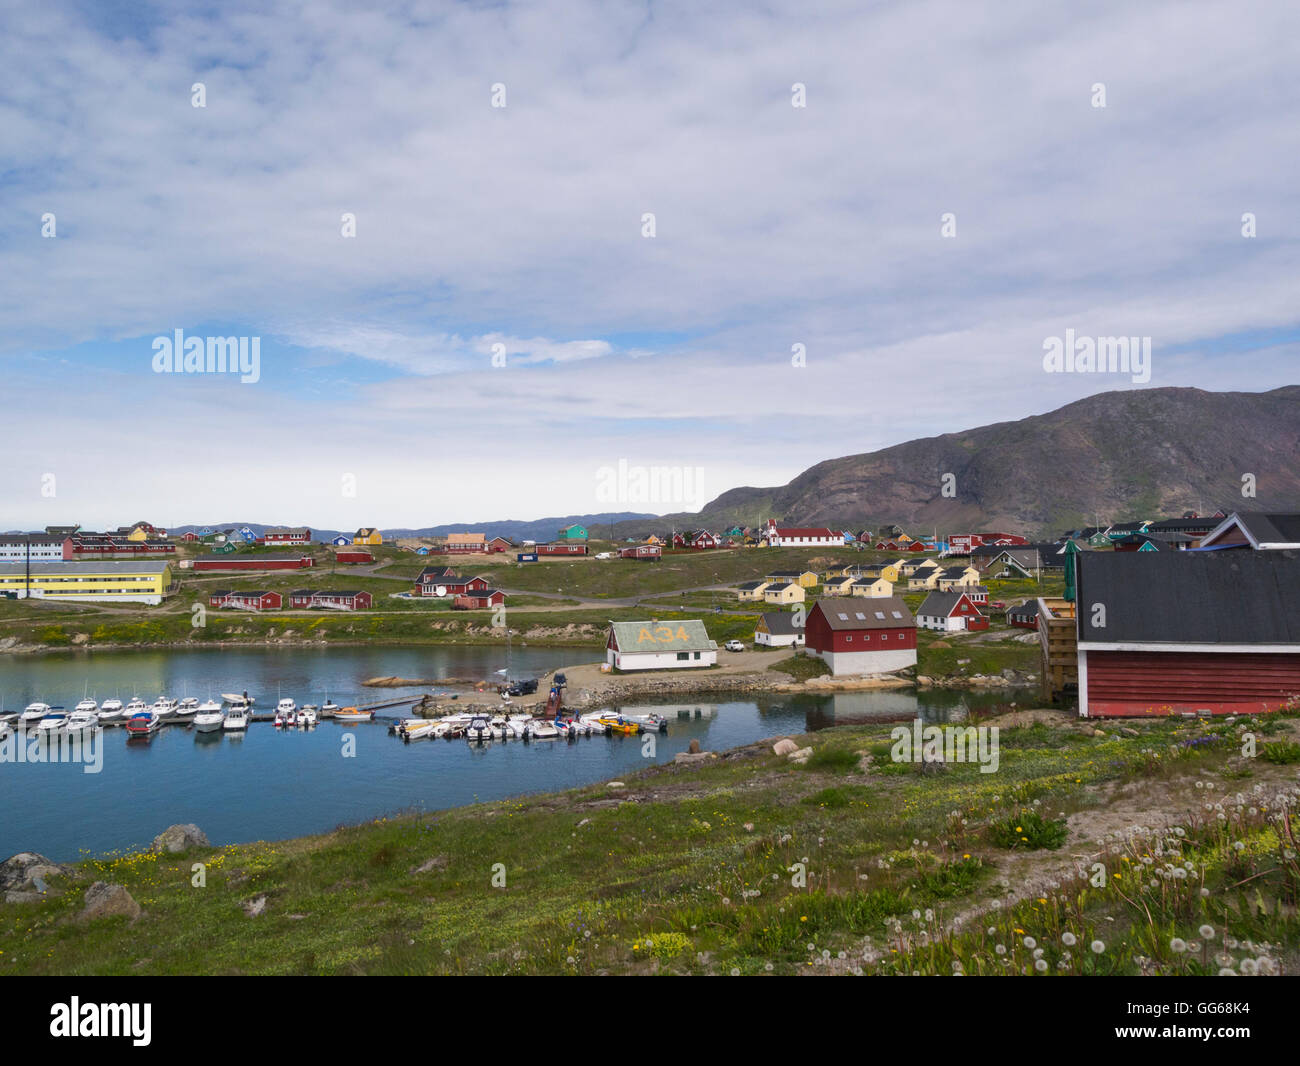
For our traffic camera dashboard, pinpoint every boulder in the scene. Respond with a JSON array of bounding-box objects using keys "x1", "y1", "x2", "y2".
[
  {"x1": 688, "y1": 739, "x2": 701, "y2": 754},
  {"x1": 788, "y1": 746, "x2": 814, "y2": 761},
  {"x1": 244, "y1": 894, "x2": 268, "y2": 918},
  {"x1": 152, "y1": 824, "x2": 209, "y2": 854},
  {"x1": 607, "y1": 781, "x2": 625, "y2": 789},
  {"x1": 673, "y1": 751, "x2": 715, "y2": 765},
  {"x1": 0, "y1": 852, "x2": 70, "y2": 894},
  {"x1": 412, "y1": 855, "x2": 448, "y2": 874},
  {"x1": 80, "y1": 882, "x2": 141, "y2": 922},
  {"x1": 772, "y1": 738, "x2": 799, "y2": 756}
]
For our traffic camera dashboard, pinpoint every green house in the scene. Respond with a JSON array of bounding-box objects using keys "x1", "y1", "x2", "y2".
[
  {"x1": 210, "y1": 541, "x2": 238, "y2": 554},
  {"x1": 558, "y1": 524, "x2": 589, "y2": 540}
]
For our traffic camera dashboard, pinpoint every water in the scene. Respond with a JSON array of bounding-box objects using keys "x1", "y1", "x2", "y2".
[{"x1": 0, "y1": 646, "x2": 1035, "y2": 860}]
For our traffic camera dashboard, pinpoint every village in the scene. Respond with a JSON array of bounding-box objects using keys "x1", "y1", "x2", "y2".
[{"x1": 2, "y1": 510, "x2": 1297, "y2": 719}]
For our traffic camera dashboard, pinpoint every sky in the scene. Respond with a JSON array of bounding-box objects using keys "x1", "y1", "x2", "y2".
[{"x1": 2, "y1": 0, "x2": 1298, "y2": 531}]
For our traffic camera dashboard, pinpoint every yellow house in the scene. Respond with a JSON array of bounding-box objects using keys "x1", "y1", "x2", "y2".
[
  {"x1": 908, "y1": 567, "x2": 942, "y2": 590},
  {"x1": 736, "y1": 580, "x2": 770, "y2": 601},
  {"x1": 900, "y1": 558, "x2": 932, "y2": 576},
  {"x1": 765, "y1": 570, "x2": 818, "y2": 588},
  {"x1": 0, "y1": 560, "x2": 172, "y2": 604},
  {"x1": 820, "y1": 575, "x2": 855, "y2": 595},
  {"x1": 126, "y1": 526, "x2": 149, "y2": 542},
  {"x1": 644, "y1": 534, "x2": 664, "y2": 546},
  {"x1": 354, "y1": 527, "x2": 383, "y2": 546},
  {"x1": 762, "y1": 582, "x2": 806, "y2": 605},
  {"x1": 850, "y1": 576, "x2": 894, "y2": 598},
  {"x1": 937, "y1": 565, "x2": 981, "y2": 591}
]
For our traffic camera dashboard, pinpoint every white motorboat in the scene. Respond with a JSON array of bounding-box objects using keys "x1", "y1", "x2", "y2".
[
  {"x1": 193, "y1": 699, "x2": 224, "y2": 732},
  {"x1": 65, "y1": 710, "x2": 100, "y2": 735},
  {"x1": 125, "y1": 711, "x2": 162, "y2": 736},
  {"x1": 320, "y1": 700, "x2": 340, "y2": 717},
  {"x1": 276, "y1": 697, "x2": 296, "y2": 714},
  {"x1": 98, "y1": 698, "x2": 125, "y2": 724},
  {"x1": 297, "y1": 706, "x2": 318, "y2": 727},
  {"x1": 222, "y1": 693, "x2": 254, "y2": 705},
  {"x1": 101, "y1": 697, "x2": 124, "y2": 714},
  {"x1": 623, "y1": 712, "x2": 669, "y2": 732},
  {"x1": 20, "y1": 702, "x2": 51, "y2": 726},
  {"x1": 528, "y1": 718, "x2": 559, "y2": 740},
  {"x1": 151, "y1": 697, "x2": 178, "y2": 721},
  {"x1": 35, "y1": 711, "x2": 69, "y2": 735},
  {"x1": 178, "y1": 697, "x2": 200, "y2": 711},
  {"x1": 223, "y1": 705, "x2": 250, "y2": 731},
  {"x1": 465, "y1": 715, "x2": 492, "y2": 742},
  {"x1": 125, "y1": 697, "x2": 148, "y2": 715},
  {"x1": 74, "y1": 697, "x2": 98, "y2": 715},
  {"x1": 506, "y1": 714, "x2": 532, "y2": 739},
  {"x1": 398, "y1": 718, "x2": 436, "y2": 741},
  {"x1": 577, "y1": 714, "x2": 612, "y2": 735},
  {"x1": 173, "y1": 700, "x2": 199, "y2": 723}
]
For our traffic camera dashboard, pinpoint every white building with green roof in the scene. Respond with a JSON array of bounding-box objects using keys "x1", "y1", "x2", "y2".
[{"x1": 606, "y1": 619, "x2": 717, "y2": 671}]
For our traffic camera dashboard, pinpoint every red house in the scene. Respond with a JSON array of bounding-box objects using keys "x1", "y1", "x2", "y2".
[
  {"x1": 453, "y1": 589, "x2": 506, "y2": 609},
  {"x1": 208, "y1": 589, "x2": 282, "y2": 611},
  {"x1": 535, "y1": 543, "x2": 588, "y2": 556},
  {"x1": 947, "y1": 532, "x2": 1028, "y2": 555},
  {"x1": 916, "y1": 590, "x2": 989, "y2": 632},
  {"x1": 261, "y1": 527, "x2": 312, "y2": 545},
  {"x1": 334, "y1": 550, "x2": 374, "y2": 564},
  {"x1": 1075, "y1": 551, "x2": 1300, "y2": 717},
  {"x1": 486, "y1": 536, "x2": 514, "y2": 553},
  {"x1": 287, "y1": 589, "x2": 372, "y2": 610},
  {"x1": 416, "y1": 573, "x2": 489, "y2": 597},
  {"x1": 805, "y1": 596, "x2": 917, "y2": 676},
  {"x1": 192, "y1": 555, "x2": 314, "y2": 572},
  {"x1": 619, "y1": 544, "x2": 662, "y2": 561},
  {"x1": 182, "y1": 532, "x2": 200, "y2": 542}
]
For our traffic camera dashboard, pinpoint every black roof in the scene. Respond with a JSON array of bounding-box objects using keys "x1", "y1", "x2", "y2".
[
  {"x1": 1006, "y1": 600, "x2": 1040, "y2": 619},
  {"x1": 1076, "y1": 550, "x2": 1300, "y2": 643},
  {"x1": 1210, "y1": 512, "x2": 1300, "y2": 547},
  {"x1": 1146, "y1": 517, "x2": 1219, "y2": 533},
  {"x1": 918, "y1": 590, "x2": 977, "y2": 616}
]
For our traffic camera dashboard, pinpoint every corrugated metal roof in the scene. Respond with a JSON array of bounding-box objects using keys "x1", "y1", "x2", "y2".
[{"x1": 609, "y1": 620, "x2": 717, "y2": 653}]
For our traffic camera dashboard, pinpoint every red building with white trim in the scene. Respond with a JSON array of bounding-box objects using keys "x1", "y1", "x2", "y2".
[
  {"x1": 192, "y1": 555, "x2": 314, "y2": 571},
  {"x1": 209, "y1": 589, "x2": 282, "y2": 611},
  {"x1": 619, "y1": 544, "x2": 662, "y2": 561},
  {"x1": 805, "y1": 596, "x2": 917, "y2": 676},
  {"x1": 288, "y1": 589, "x2": 372, "y2": 610}
]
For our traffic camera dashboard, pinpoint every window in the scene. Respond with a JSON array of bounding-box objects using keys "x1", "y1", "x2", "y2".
[{"x1": 676, "y1": 652, "x2": 689, "y2": 660}]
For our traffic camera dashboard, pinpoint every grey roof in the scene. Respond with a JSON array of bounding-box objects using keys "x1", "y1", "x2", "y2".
[
  {"x1": 609, "y1": 620, "x2": 717, "y2": 653},
  {"x1": 1076, "y1": 550, "x2": 1300, "y2": 643},
  {"x1": 1205, "y1": 512, "x2": 1300, "y2": 548},
  {"x1": 765, "y1": 582, "x2": 795, "y2": 592},
  {"x1": 1006, "y1": 599, "x2": 1040, "y2": 619},
  {"x1": 759, "y1": 611, "x2": 802, "y2": 636},
  {"x1": 918, "y1": 590, "x2": 979, "y2": 617},
  {"x1": 736, "y1": 580, "x2": 768, "y2": 590},
  {"x1": 812, "y1": 596, "x2": 914, "y2": 630}
]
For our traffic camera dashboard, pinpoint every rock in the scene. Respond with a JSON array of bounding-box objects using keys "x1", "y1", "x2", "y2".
[
  {"x1": 688, "y1": 739, "x2": 701, "y2": 754},
  {"x1": 0, "y1": 852, "x2": 71, "y2": 893},
  {"x1": 244, "y1": 894, "x2": 268, "y2": 918},
  {"x1": 674, "y1": 752, "x2": 715, "y2": 764},
  {"x1": 788, "y1": 746, "x2": 813, "y2": 762},
  {"x1": 4, "y1": 890, "x2": 44, "y2": 905},
  {"x1": 1121, "y1": 727, "x2": 1140, "y2": 737},
  {"x1": 607, "y1": 781, "x2": 625, "y2": 789},
  {"x1": 413, "y1": 855, "x2": 448, "y2": 874},
  {"x1": 152, "y1": 824, "x2": 209, "y2": 854},
  {"x1": 79, "y1": 882, "x2": 141, "y2": 922},
  {"x1": 772, "y1": 738, "x2": 799, "y2": 756},
  {"x1": 1092, "y1": 729, "x2": 1106, "y2": 737}
]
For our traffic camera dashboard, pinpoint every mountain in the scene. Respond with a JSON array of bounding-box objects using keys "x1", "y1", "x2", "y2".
[
  {"x1": 167, "y1": 512, "x2": 657, "y2": 544},
  {"x1": 622, "y1": 386, "x2": 1300, "y2": 538}
]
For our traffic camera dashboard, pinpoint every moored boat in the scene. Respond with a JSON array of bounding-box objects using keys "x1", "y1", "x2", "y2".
[
  {"x1": 20, "y1": 702, "x2": 52, "y2": 727},
  {"x1": 98, "y1": 697, "x2": 126, "y2": 725},
  {"x1": 333, "y1": 707, "x2": 373, "y2": 723},
  {"x1": 74, "y1": 697, "x2": 98, "y2": 715},
  {"x1": 35, "y1": 711, "x2": 69, "y2": 735},
  {"x1": 125, "y1": 711, "x2": 162, "y2": 736},
  {"x1": 223, "y1": 705, "x2": 250, "y2": 731},
  {"x1": 465, "y1": 715, "x2": 492, "y2": 742},
  {"x1": 65, "y1": 710, "x2": 100, "y2": 735},
  {"x1": 193, "y1": 699, "x2": 224, "y2": 732}
]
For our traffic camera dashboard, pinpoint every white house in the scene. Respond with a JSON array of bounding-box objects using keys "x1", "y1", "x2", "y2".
[
  {"x1": 916, "y1": 590, "x2": 989, "y2": 632},
  {"x1": 755, "y1": 611, "x2": 805, "y2": 648},
  {"x1": 606, "y1": 620, "x2": 718, "y2": 671}
]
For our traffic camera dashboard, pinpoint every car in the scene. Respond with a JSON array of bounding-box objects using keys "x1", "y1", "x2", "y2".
[
  {"x1": 988, "y1": 600, "x2": 1007, "y2": 610},
  {"x1": 724, "y1": 640, "x2": 746, "y2": 652}
]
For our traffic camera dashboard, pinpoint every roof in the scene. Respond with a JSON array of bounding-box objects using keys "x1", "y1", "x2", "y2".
[
  {"x1": 1145, "y1": 518, "x2": 1219, "y2": 533},
  {"x1": 0, "y1": 533, "x2": 66, "y2": 546},
  {"x1": 917, "y1": 590, "x2": 978, "y2": 617},
  {"x1": 1076, "y1": 550, "x2": 1300, "y2": 644},
  {"x1": 759, "y1": 612, "x2": 801, "y2": 636},
  {"x1": 771, "y1": 526, "x2": 839, "y2": 537},
  {"x1": 1202, "y1": 512, "x2": 1300, "y2": 550},
  {"x1": 0, "y1": 560, "x2": 170, "y2": 575},
  {"x1": 811, "y1": 596, "x2": 914, "y2": 630},
  {"x1": 1007, "y1": 600, "x2": 1041, "y2": 619},
  {"x1": 293, "y1": 589, "x2": 366, "y2": 597},
  {"x1": 265, "y1": 527, "x2": 310, "y2": 535},
  {"x1": 608, "y1": 620, "x2": 717, "y2": 653},
  {"x1": 736, "y1": 581, "x2": 768, "y2": 590},
  {"x1": 764, "y1": 582, "x2": 794, "y2": 592}
]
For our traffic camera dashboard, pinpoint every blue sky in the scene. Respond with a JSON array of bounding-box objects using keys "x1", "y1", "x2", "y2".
[{"x1": 2, "y1": 0, "x2": 1299, "y2": 530}]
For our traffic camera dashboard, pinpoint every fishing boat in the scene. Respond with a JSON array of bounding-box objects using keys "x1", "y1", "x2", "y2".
[
  {"x1": 465, "y1": 715, "x2": 492, "y2": 743},
  {"x1": 125, "y1": 711, "x2": 162, "y2": 736},
  {"x1": 223, "y1": 704, "x2": 250, "y2": 731},
  {"x1": 20, "y1": 702, "x2": 51, "y2": 727},
  {"x1": 65, "y1": 709, "x2": 100, "y2": 735},
  {"x1": 333, "y1": 707, "x2": 373, "y2": 723},
  {"x1": 35, "y1": 711, "x2": 69, "y2": 735},
  {"x1": 193, "y1": 703, "x2": 225, "y2": 733}
]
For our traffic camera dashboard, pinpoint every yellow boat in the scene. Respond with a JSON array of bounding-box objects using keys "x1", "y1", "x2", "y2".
[{"x1": 600, "y1": 715, "x2": 641, "y2": 735}]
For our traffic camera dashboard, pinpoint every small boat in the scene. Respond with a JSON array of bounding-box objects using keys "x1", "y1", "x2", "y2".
[
  {"x1": 173, "y1": 700, "x2": 199, "y2": 723},
  {"x1": 506, "y1": 714, "x2": 532, "y2": 739},
  {"x1": 398, "y1": 718, "x2": 436, "y2": 742},
  {"x1": 151, "y1": 697, "x2": 178, "y2": 721},
  {"x1": 274, "y1": 697, "x2": 296, "y2": 726},
  {"x1": 578, "y1": 714, "x2": 612, "y2": 736},
  {"x1": 74, "y1": 697, "x2": 98, "y2": 715},
  {"x1": 35, "y1": 711, "x2": 69, "y2": 735},
  {"x1": 223, "y1": 705, "x2": 250, "y2": 731},
  {"x1": 193, "y1": 699, "x2": 224, "y2": 732},
  {"x1": 20, "y1": 702, "x2": 51, "y2": 726},
  {"x1": 178, "y1": 697, "x2": 200, "y2": 712},
  {"x1": 528, "y1": 718, "x2": 559, "y2": 740},
  {"x1": 101, "y1": 697, "x2": 124, "y2": 714},
  {"x1": 276, "y1": 697, "x2": 296, "y2": 714},
  {"x1": 465, "y1": 715, "x2": 492, "y2": 743},
  {"x1": 297, "y1": 706, "x2": 318, "y2": 727},
  {"x1": 222, "y1": 693, "x2": 254, "y2": 705},
  {"x1": 320, "y1": 700, "x2": 340, "y2": 717},
  {"x1": 97, "y1": 697, "x2": 126, "y2": 725},
  {"x1": 333, "y1": 707, "x2": 372, "y2": 723},
  {"x1": 603, "y1": 716, "x2": 641, "y2": 735},
  {"x1": 125, "y1": 711, "x2": 162, "y2": 736},
  {"x1": 623, "y1": 712, "x2": 669, "y2": 732},
  {"x1": 65, "y1": 710, "x2": 100, "y2": 735},
  {"x1": 124, "y1": 697, "x2": 148, "y2": 715}
]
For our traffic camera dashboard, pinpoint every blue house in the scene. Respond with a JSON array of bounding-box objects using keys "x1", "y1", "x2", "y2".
[
  {"x1": 238, "y1": 527, "x2": 257, "y2": 542},
  {"x1": 332, "y1": 534, "x2": 353, "y2": 546},
  {"x1": 843, "y1": 530, "x2": 856, "y2": 544}
]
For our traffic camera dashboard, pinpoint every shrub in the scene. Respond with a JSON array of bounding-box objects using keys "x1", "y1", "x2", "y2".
[
  {"x1": 804, "y1": 747, "x2": 860, "y2": 774},
  {"x1": 1259, "y1": 741, "x2": 1300, "y2": 765},
  {"x1": 988, "y1": 809, "x2": 1068, "y2": 850}
]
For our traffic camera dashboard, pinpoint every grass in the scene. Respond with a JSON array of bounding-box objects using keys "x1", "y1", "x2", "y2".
[
  {"x1": 2, "y1": 710, "x2": 1298, "y2": 974},
  {"x1": 767, "y1": 654, "x2": 831, "y2": 681}
]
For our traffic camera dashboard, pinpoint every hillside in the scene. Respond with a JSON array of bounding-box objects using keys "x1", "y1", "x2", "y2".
[{"x1": 636, "y1": 386, "x2": 1300, "y2": 538}]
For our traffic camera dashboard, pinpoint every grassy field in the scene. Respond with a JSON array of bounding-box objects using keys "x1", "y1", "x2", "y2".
[{"x1": 6, "y1": 709, "x2": 1298, "y2": 975}]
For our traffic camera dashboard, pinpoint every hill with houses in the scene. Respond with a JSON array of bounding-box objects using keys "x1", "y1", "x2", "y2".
[{"x1": 631, "y1": 386, "x2": 1300, "y2": 539}]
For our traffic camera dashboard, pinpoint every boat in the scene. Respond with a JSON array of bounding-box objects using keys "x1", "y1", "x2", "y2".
[
  {"x1": 178, "y1": 697, "x2": 200, "y2": 712},
  {"x1": 297, "y1": 706, "x2": 318, "y2": 727},
  {"x1": 223, "y1": 705, "x2": 250, "y2": 731},
  {"x1": 623, "y1": 712, "x2": 669, "y2": 732},
  {"x1": 274, "y1": 697, "x2": 296, "y2": 726},
  {"x1": 465, "y1": 715, "x2": 492, "y2": 742},
  {"x1": 74, "y1": 697, "x2": 98, "y2": 715},
  {"x1": 506, "y1": 714, "x2": 532, "y2": 739},
  {"x1": 320, "y1": 700, "x2": 340, "y2": 717},
  {"x1": 602, "y1": 715, "x2": 641, "y2": 735},
  {"x1": 172, "y1": 700, "x2": 199, "y2": 724},
  {"x1": 222, "y1": 693, "x2": 254, "y2": 705},
  {"x1": 35, "y1": 711, "x2": 69, "y2": 735},
  {"x1": 65, "y1": 710, "x2": 99, "y2": 735},
  {"x1": 528, "y1": 718, "x2": 559, "y2": 740},
  {"x1": 193, "y1": 705, "x2": 225, "y2": 732},
  {"x1": 398, "y1": 718, "x2": 437, "y2": 742},
  {"x1": 150, "y1": 697, "x2": 178, "y2": 722},
  {"x1": 97, "y1": 697, "x2": 125, "y2": 725},
  {"x1": 20, "y1": 702, "x2": 51, "y2": 727},
  {"x1": 333, "y1": 707, "x2": 373, "y2": 723},
  {"x1": 124, "y1": 697, "x2": 148, "y2": 715},
  {"x1": 276, "y1": 697, "x2": 296, "y2": 714},
  {"x1": 577, "y1": 713, "x2": 612, "y2": 736},
  {"x1": 125, "y1": 711, "x2": 162, "y2": 736}
]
